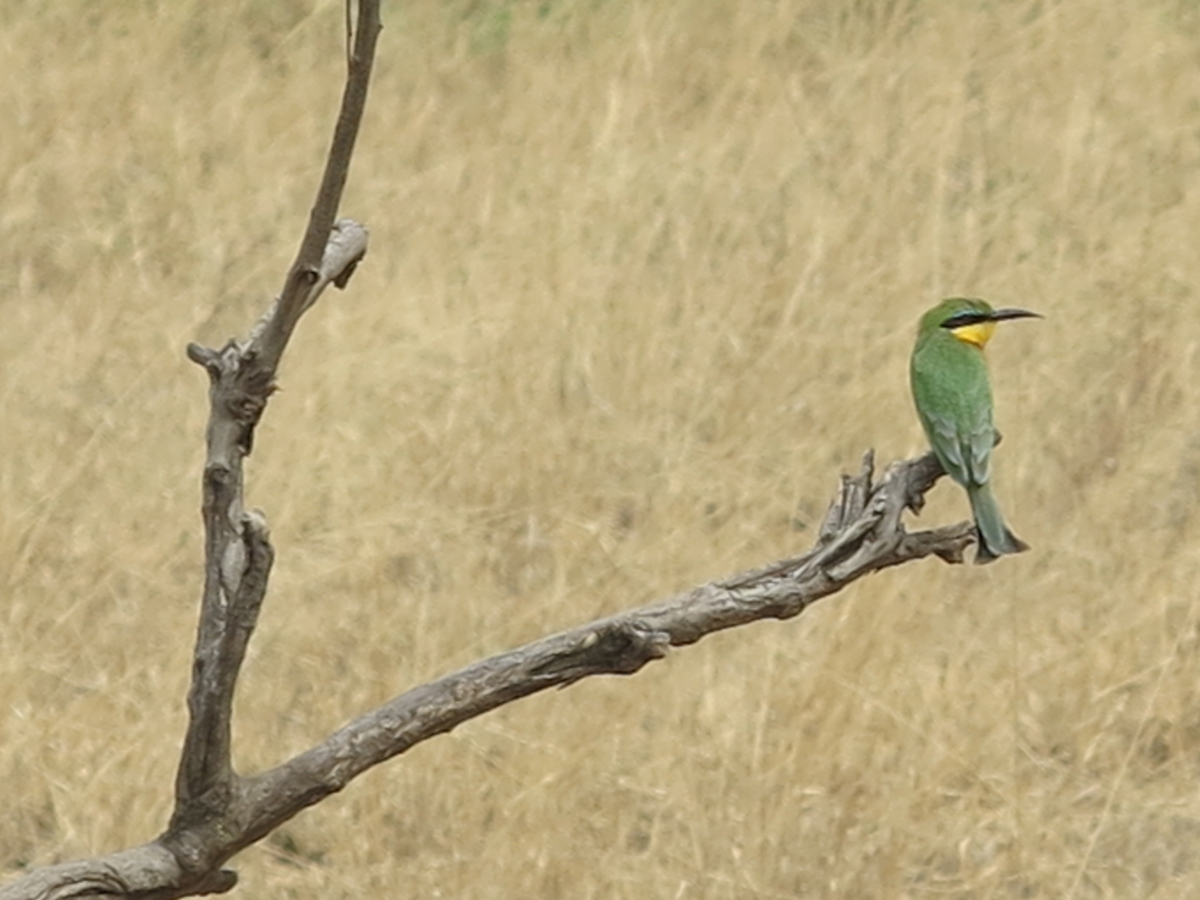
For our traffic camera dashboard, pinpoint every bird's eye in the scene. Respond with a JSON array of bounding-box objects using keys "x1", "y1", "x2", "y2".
[{"x1": 940, "y1": 312, "x2": 989, "y2": 329}]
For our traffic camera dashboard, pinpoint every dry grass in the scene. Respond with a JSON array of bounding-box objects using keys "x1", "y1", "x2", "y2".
[{"x1": 4, "y1": 0, "x2": 1200, "y2": 896}]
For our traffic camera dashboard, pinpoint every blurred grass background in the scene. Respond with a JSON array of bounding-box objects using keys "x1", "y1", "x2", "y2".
[{"x1": 4, "y1": 0, "x2": 1200, "y2": 896}]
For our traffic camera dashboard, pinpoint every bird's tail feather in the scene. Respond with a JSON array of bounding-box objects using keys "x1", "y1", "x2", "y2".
[{"x1": 968, "y1": 483, "x2": 1029, "y2": 564}]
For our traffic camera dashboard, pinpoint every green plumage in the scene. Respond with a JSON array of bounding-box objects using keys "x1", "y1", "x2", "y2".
[{"x1": 910, "y1": 298, "x2": 1034, "y2": 564}]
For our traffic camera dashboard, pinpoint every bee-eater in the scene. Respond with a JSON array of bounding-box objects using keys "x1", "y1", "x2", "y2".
[{"x1": 910, "y1": 298, "x2": 1040, "y2": 564}]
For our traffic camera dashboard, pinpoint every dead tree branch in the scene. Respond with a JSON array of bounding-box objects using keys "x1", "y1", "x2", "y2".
[
  {"x1": 1, "y1": 444, "x2": 972, "y2": 900},
  {"x1": 0, "y1": 3, "x2": 980, "y2": 899},
  {"x1": 172, "y1": 0, "x2": 379, "y2": 841},
  {"x1": 239, "y1": 448, "x2": 974, "y2": 820}
]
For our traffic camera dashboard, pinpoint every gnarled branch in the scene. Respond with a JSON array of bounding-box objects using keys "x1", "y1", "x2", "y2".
[
  {"x1": 241, "y1": 449, "x2": 973, "y2": 820},
  {"x1": 172, "y1": 0, "x2": 378, "y2": 851},
  {"x1": 1, "y1": 443, "x2": 972, "y2": 900},
  {"x1": 0, "y1": 2, "x2": 983, "y2": 898}
]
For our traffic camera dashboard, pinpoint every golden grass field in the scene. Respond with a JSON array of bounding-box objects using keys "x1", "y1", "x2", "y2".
[{"x1": 4, "y1": 0, "x2": 1200, "y2": 896}]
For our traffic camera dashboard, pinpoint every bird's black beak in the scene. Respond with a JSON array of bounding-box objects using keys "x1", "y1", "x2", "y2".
[{"x1": 989, "y1": 308, "x2": 1041, "y2": 322}]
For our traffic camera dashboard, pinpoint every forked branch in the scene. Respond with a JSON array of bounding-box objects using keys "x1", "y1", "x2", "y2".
[
  {"x1": 172, "y1": 0, "x2": 379, "y2": 832},
  {"x1": 0, "y1": 2, "x2": 982, "y2": 898},
  {"x1": 1, "y1": 443, "x2": 972, "y2": 900}
]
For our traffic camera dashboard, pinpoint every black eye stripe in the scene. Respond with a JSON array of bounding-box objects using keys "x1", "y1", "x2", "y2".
[{"x1": 940, "y1": 311, "x2": 991, "y2": 329}]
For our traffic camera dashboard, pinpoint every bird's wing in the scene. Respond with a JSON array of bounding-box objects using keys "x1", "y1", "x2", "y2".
[
  {"x1": 967, "y1": 424, "x2": 993, "y2": 486},
  {"x1": 924, "y1": 409, "x2": 969, "y2": 483},
  {"x1": 921, "y1": 405, "x2": 995, "y2": 488},
  {"x1": 964, "y1": 404, "x2": 995, "y2": 487}
]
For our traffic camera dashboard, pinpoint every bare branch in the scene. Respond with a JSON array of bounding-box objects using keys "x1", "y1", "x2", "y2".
[
  {"x1": 265, "y1": 0, "x2": 381, "y2": 373},
  {"x1": 0, "y1": 3, "x2": 986, "y2": 899},
  {"x1": 174, "y1": 217, "x2": 367, "y2": 830},
  {"x1": 168, "y1": 0, "x2": 378, "y2": 884},
  {"x1": 0, "y1": 448, "x2": 974, "y2": 900},
  {"x1": 1, "y1": 8, "x2": 381, "y2": 900},
  {"x1": 242, "y1": 450, "x2": 972, "y2": 822}
]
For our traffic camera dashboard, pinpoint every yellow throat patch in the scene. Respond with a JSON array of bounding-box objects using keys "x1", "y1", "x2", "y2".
[{"x1": 951, "y1": 320, "x2": 996, "y2": 348}]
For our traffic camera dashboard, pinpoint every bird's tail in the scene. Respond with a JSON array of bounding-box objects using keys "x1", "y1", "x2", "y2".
[{"x1": 967, "y1": 482, "x2": 1029, "y2": 564}]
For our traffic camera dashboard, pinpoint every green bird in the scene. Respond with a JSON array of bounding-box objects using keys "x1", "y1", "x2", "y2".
[{"x1": 910, "y1": 298, "x2": 1040, "y2": 564}]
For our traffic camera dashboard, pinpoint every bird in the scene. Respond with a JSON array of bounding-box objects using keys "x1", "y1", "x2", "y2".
[{"x1": 909, "y1": 297, "x2": 1040, "y2": 564}]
